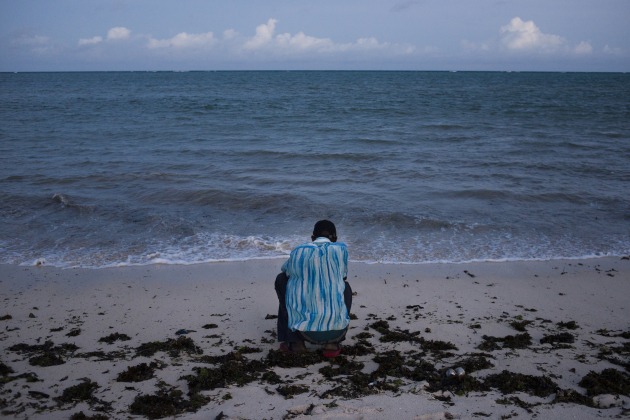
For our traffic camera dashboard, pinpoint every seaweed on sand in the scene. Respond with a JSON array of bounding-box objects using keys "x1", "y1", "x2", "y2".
[
  {"x1": 553, "y1": 388, "x2": 595, "y2": 406},
  {"x1": 319, "y1": 371, "x2": 381, "y2": 399},
  {"x1": 0, "y1": 361, "x2": 14, "y2": 376},
  {"x1": 429, "y1": 373, "x2": 488, "y2": 396},
  {"x1": 371, "y1": 350, "x2": 440, "y2": 384},
  {"x1": 484, "y1": 370, "x2": 557, "y2": 397},
  {"x1": 183, "y1": 351, "x2": 269, "y2": 394},
  {"x1": 8, "y1": 341, "x2": 79, "y2": 367},
  {"x1": 319, "y1": 356, "x2": 365, "y2": 379},
  {"x1": 420, "y1": 338, "x2": 458, "y2": 354},
  {"x1": 478, "y1": 333, "x2": 532, "y2": 351},
  {"x1": 369, "y1": 320, "x2": 421, "y2": 343},
  {"x1": 129, "y1": 384, "x2": 209, "y2": 419},
  {"x1": 261, "y1": 370, "x2": 282, "y2": 384},
  {"x1": 540, "y1": 332, "x2": 575, "y2": 345},
  {"x1": 98, "y1": 332, "x2": 131, "y2": 344},
  {"x1": 578, "y1": 368, "x2": 630, "y2": 396},
  {"x1": 276, "y1": 384, "x2": 310, "y2": 399},
  {"x1": 29, "y1": 352, "x2": 66, "y2": 367},
  {"x1": 55, "y1": 379, "x2": 100, "y2": 405},
  {"x1": 135, "y1": 336, "x2": 202, "y2": 358},
  {"x1": 369, "y1": 320, "x2": 457, "y2": 354},
  {"x1": 265, "y1": 348, "x2": 323, "y2": 369},
  {"x1": 66, "y1": 328, "x2": 81, "y2": 337},
  {"x1": 509, "y1": 320, "x2": 533, "y2": 332},
  {"x1": 557, "y1": 321, "x2": 579, "y2": 330},
  {"x1": 0, "y1": 371, "x2": 40, "y2": 387},
  {"x1": 74, "y1": 350, "x2": 128, "y2": 361},
  {"x1": 116, "y1": 362, "x2": 159, "y2": 382},
  {"x1": 371, "y1": 350, "x2": 408, "y2": 379},
  {"x1": 69, "y1": 411, "x2": 109, "y2": 420},
  {"x1": 319, "y1": 348, "x2": 440, "y2": 397},
  {"x1": 458, "y1": 355, "x2": 494, "y2": 373},
  {"x1": 342, "y1": 339, "x2": 374, "y2": 357}
]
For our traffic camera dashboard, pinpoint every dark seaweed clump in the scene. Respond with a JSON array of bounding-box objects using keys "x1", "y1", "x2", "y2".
[
  {"x1": 189, "y1": 346, "x2": 320, "y2": 394},
  {"x1": 431, "y1": 374, "x2": 488, "y2": 396},
  {"x1": 69, "y1": 412, "x2": 109, "y2": 420},
  {"x1": 319, "y1": 358, "x2": 365, "y2": 379},
  {"x1": 117, "y1": 362, "x2": 158, "y2": 382},
  {"x1": 130, "y1": 386, "x2": 208, "y2": 419},
  {"x1": 459, "y1": 355, "x2": 494, "y2": 373},
  {"x1": 557, "y1": 321, "x2": 579, "y2": 330},
  {"x1": 276, "y1": 384, "x2": 310, "y2": 399},
  {"x1": 183, "y1": 351, "x2": 269, "y2": 394},
  {"x1": 74, "y1": 350, "x2": 128, "y2": 362},
  {"x1": 136, "y1": 336, "x2": 202, "y2": 358},
  {"x1": 319, "y1": 370, "x2": 382, "y2": 399},
  {"x1": 265, "y1": 348, "x2": 324, "y2": 369},
  {"x1": 478, "y1": 333, "x2": 532, "y2": 351},
  {"x1": 0, "y1": 361, "x2": 15, "y2": 376},
  {"x1": 66, "y1": 328, "x2": 82, "y2": 337},
  {"x1": 553, "y1": 389, "x2": 595, "y2": 406},
  {"x1": 510, "y1": 320, "x2": 533, "y2": 332},
  {"x1": 540, "y1": 332, "x2": 574, "y2": 345},
  {"x1": 8, "y1": 341, "x2": 79, "y2": 367},
  {"x1": 597, "y1": 341, "x2": 630, "y2": 371},
  {"x1": 56, "y1": 379, "x2": 99, "y2": 405},
  {"x1": 98, "y1": 332, "x2": 131, "y2": 344},
  {"x1": 484, "y1": 370, "x2": 557, "y2": 397},
  {"x1": 342, "y1": 339, "x2": 375, "y2": 357},
  {"x1": 369, "y1": 320, "x2": 457, "y2": 354},
  {"x1": 372, "y1": 350, "x2": 438, "y2": 383},
  {"x1": 579, "y1": 369, "x2": 630, "y2": 396}
]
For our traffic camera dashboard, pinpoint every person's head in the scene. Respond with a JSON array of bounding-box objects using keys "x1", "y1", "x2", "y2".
[{"x1": 312, "y1": 220, "x2": 337, "y2": 242}]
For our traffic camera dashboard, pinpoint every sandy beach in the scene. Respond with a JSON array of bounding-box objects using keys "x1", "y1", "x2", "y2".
[{"x1": 1, "y1": 257, "x2": 628, "y2": 419}]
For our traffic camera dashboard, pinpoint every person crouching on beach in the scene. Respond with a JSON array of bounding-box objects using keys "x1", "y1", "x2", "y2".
[{"x1": 274, "y1": 220, "x2": 352, "y2": 357}]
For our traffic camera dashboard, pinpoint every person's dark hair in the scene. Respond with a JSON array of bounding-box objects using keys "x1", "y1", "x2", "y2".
[{"x1": 312, "y1": 220, "x2": 337, "y2": 242}]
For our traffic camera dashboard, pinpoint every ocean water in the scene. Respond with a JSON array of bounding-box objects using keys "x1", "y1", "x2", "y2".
[{"x1": 1, "y1": 71, "x2": 629, "y2": 268}]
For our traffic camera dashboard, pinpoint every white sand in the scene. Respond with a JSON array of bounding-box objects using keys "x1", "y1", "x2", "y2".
[{"x1": 1, "y1": 257, "x2": 628, "y2": 419}]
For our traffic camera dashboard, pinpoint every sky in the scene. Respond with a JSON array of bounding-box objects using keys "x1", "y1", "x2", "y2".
[{"x1": 1, "y1": 0, "x2": 629, "y2": 72}]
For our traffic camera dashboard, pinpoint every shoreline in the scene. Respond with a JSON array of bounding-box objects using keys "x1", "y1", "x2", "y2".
[
  {"x1": 10, "y1": 251, "x2": 629, "y2": 271},
  {"x1": 1, "y1": 257, "x2": 628, "y2": 419}
]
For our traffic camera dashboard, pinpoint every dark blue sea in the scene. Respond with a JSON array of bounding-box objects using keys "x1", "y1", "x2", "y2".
[{"x1": 1, "y1": 71, "x2": 629, "y2": 268}]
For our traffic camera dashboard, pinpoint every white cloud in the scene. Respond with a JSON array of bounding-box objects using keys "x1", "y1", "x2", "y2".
[
  {"x1": 241, "y1": 18, "x2": 413, "y2": 56},
  {"x1": 244, "y1": 18, "x2": 277, "y2": 50},
  {"x1": 78, "y1": 36, "x2": 103, "y2": 46},
  {"x1": 275, "y1": 31, "x2": 334, "y2": 51},
  {"x1": 107, "y1": 27, "x2": 131, "y2": 40},
  {"x1": 500, "y1": 17, "x2": 565, "y2": 52},
  {"x1": 574, "y1": 41, "x2": 593, "y2": 55},
  {"x1": 148, "y1": 32, "x2": 215, "y2": 49}
]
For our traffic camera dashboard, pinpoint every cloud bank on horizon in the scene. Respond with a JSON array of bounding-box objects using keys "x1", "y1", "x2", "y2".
[{"x1": 1, "y1": 1, "x2": 628, "y2": 72}]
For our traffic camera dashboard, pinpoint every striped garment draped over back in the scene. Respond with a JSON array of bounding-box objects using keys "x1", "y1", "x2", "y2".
[{"x1": 282, "y1": 237, "x2": 350, "y2": 332}]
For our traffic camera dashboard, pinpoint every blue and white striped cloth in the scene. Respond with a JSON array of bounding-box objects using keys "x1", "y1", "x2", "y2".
[{"x1": 282, "y1": 237, "x2": 350, "y2": 332}]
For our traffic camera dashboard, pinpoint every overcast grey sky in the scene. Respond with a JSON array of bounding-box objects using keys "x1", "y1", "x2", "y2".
[{"x1": 1, "y1": 0, "x2": 628, "y2": 71}]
